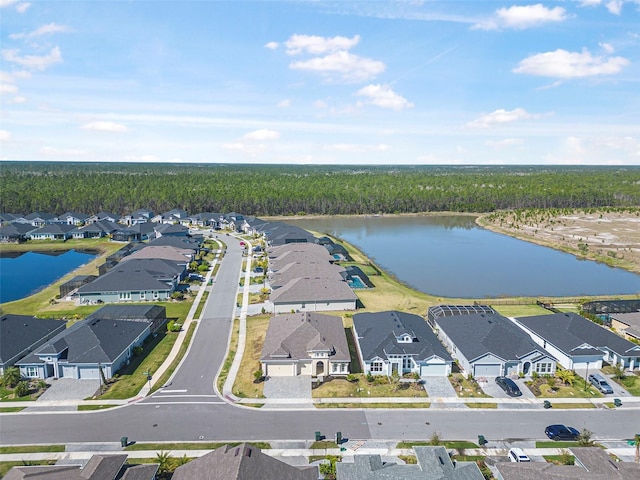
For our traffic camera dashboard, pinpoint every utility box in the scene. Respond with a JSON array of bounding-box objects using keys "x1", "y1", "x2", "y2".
[
  {"x1": 336, "y1": 432, "x2": 342, "y2": 445},
  {"x1": 120, "y1": 437, "x2": 128, "y2": 448}
]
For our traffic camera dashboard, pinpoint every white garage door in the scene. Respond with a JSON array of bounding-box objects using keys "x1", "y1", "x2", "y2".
[
  {"x1": 473, "y1": 364, "x2": 501, "y2": 377},
  {"x1": 78, "y1": 366, "x2": 100, "y2": 379},
  {"x1": 62, "y1": 366, "x2": 76, "y2": 379},
  {"x1": 420, "y1": 364, "x2": 448, "y2": 376},
  {"x1": 265, "y1": 364, "x2": 292, "y2": 377}
]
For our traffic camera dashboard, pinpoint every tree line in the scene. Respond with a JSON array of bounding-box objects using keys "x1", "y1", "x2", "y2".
[{"x1": 1, "y1": 162, "x2": 638, "y2": 216}]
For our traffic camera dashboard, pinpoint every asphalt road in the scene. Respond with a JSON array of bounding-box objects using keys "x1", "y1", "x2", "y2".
[{"x1": 1, "y1": 234, "x2": 639, "y2": 445}]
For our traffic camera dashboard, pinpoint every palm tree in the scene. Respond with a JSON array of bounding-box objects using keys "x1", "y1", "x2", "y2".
[
  {"x1": 556, "y1": 369, "x2": 575, "y2": 386},
  {"x1": 155, "y1": 451, "x2": 173, "y2": 478},
  {"x1": 2, "y1": 367, "x2": 22, "y2": 388}
]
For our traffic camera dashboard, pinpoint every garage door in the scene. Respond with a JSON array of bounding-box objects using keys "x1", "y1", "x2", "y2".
[
  {"x1": 78, "y1": 366, "x2": 100, "y2": 379},
  {"x1": 420, "y1": 364, "x2": 448, "y2": 376},
  {"x1": 62, "y1": 366, "x2": 76, "y2": 379},
  {"x1": 473, "y1": 364, "x2": 501, "y2": 377},
  {"x1": 265, "y1": 364, "x2": 292, "y2": 377}
]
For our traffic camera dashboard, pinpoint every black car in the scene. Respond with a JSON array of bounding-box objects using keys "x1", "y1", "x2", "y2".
[
  {"x1": 545, "y1": 424, "x2": 580, "y2": 441},
  {"x1": 495, "y1": 376, "x2": 522, "y2": 397}
]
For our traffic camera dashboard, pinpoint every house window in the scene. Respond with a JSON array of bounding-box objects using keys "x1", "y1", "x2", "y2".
[
  {"x1": 140, "y1": 291, "x2": 146, "y2": 300},
  {"x1": 340, "y1": 363, "x2": 346, "y2": 373},
  {"x1": 25, "y1": 366, "x2": 38, "y2": 378},
  {"x1": 331, "y1": 363, "x2": 338, "y2": 373},
  {"x1": 119, "y1": 292, "x2": 131, "y2": 300},
  {"x1": 153, "y1": 291, "x2": 159, "y2": 299},
  {"x1": 403, "y1": 357, "x2": 413, "y2": 370},
  {"x1": 371, "y1": 361, "x2": 383, "y2": 373},
  {"x1": 535, "y1": 362, "x2": 553, "y2": 373}
]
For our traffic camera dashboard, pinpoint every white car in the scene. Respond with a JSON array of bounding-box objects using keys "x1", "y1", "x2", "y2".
[{"x1": 508, "y1": 447, "x2": 531, "y2": 463}]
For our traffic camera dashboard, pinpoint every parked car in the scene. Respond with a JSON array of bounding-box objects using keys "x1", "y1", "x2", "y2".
[
  {"x1": 508, "y1": 447, "x2": 531, "y2": 463},
  {"x1": 588, "y1": 373, "x2": 614, "y2": 394},
  {"x1": 545, "y1": 424, "x2": 580, "y2": 441},
  {"x1": 495, "y1": 376, "x2": 522, "y2": 397}
]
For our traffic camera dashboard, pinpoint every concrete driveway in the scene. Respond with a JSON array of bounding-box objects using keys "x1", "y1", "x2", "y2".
[
  {"x1": 421, "y1": 376, "x2": 457, "y2": 397},
  {"x1": 37, "y1": 378, "x2": 101, "y2": 401},
  {"x1": 480, "y1": 377, "x2": 536, "y2": 399},
  {"x1": 263, "y1": 375, "x2": 311, "y2": 400}
]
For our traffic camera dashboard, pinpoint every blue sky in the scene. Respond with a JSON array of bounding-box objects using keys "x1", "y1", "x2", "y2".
[{"x1": 1, "y1": 0, "x2": 639, "y2": 165}]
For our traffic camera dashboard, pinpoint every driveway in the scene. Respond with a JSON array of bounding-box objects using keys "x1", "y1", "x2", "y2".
[
  {"x1": 575, "y1": 369, "x2": 632, "y2": 398},
  {"x1": 263, "y1": 375, "x2": 312, "y2": 400},
  {"x1": 480, "y1": 377, "x2": 536, "y2": 399},
  {"x1": 23, "y1": 378, "x2": 101, "y2": 411},
  {"x1": 421, "y1": 376, "x2": 457, "y2": 397}
]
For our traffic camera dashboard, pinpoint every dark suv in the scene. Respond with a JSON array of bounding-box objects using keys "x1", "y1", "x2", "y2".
[
  {"x1": 495, "y1": 376, "x2": 522, "y2": 397},
  {"x1": 545, "y1": 424, "x2": 580, "y2": 441}
]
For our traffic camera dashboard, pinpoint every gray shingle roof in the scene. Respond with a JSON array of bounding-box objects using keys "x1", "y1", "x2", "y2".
[
  {"x1": 261, "y1": 312, "x2": 350, "y2": 363},
  {"x1": 0, "y1": 315, "x2": 67, "y2": 366},
  {"x1": 435, "y1": 313, "x2": 554, "y2": 363},
  {"x1": 516, "y1": 313, "x2": 639, "y2": 357},
  {"x1": 336, "y1": 446, "x2": 484, "y2": 480},
  {"x1": 353, "y1": 311, "x2": 452, "y2": 362},
  {"x1": 18, "y1": 318, "x2": 151, "y2": 366},
  {"x1": 270, "y1": 277, "x2": 357, "y2": 304},
  {"x1": 171, "y1": 443, "x2": 317, "y2": 480},
  {"x1": 32, "y1": 223, "x2": 76, "y2": 234},
  {"x1": 78, "y1": 258, "x2": 182, "y2": 293},
  {"x1": 86, "y1": 305, "x2": 166, "y2": 322}
]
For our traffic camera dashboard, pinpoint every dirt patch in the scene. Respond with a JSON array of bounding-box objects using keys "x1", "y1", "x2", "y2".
[{"x1": 479, "y1": 209, "x2": 640, "y2": 275}]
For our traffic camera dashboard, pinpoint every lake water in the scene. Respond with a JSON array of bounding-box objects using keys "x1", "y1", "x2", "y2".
[
  {"x1": 286, "y1": 215, "x2": 640, "y2": 298},
  {"x1": 0, "y1": 250, "x2": 97, "y2": 303}
]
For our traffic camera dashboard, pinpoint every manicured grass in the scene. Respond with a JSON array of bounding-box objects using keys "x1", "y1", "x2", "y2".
[
  {"x1": 0, "y1": 445, "x2": 65, "y2": 454},
  {"x1": 0, "y1": 461, "x2": 57, "y2": 477},
  {"x1": 310, "y1": 441, "x2": 338, "y2": 449},
  {"x1": 315, "y1": 402, "x2": 430, "y2": 408},
  {"x1": 233, "y1": 315, "x2": 269, "y2": 399},
  {"x1": 607, "y1": 372, "x2": 640, "y2": 396},
  {"x1": 536, "y1": 441, "x2": 579, "y2": 448},
  {"x1": 525, "y1": 376, "x2": 602, "y2": 398},
  {"x1": 125, "y1": 441, "x2": 271, "y2": 451},
  {"x1": 544, "y1": 454, "x2": 575, "y2": 465},
  {"x1": 151, "y1": 322, "x2": 197, "y2": 393},
  {"x1": 546, "y1": 402, "x2": 596, "y2": 409},
  {"x1": 217, "y1": 318, "x2": 240, "y2": 394},
  {"x1": 397, "y1": 441, "x2": 478, "y2": 449},
  {"x1": 0, "y1": 407, "x2": 26, "y2": 412},
  {"x1": 398, "y1": 455, "x2": 418, "y2": 464},
  {"x1": 449, "y1": 374, "x2": 491, "y2": 398},
  {"x1": 311, "y1": 376, "x2": 427, "y2": 398},
  {"x1": 193, "y1": 290, "x2": 209, "y2": 319},
  {"x1": 492, "y1": 304, "x2": 554, "y2": 318},
  {"x1": 98, "y1": 331, "x2": 180, "y2": 399},
  {"x1": 466, "y1": 403, "x2": 498, "y2": 409},
  {"x1": 77, "y1": 404, "x2": 117, "y2": 411}
]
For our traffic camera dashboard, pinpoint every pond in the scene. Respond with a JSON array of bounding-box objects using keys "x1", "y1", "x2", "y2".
[
  {"x1": 286, "y1": 215, "x2": 640, "y2": 298},
  {"x1": 0, "y1": 249, "x2": 98, "y2": 303}
]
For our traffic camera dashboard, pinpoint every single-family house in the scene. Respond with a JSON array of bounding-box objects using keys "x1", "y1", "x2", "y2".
[
  {"x1": 59, "y1": 275, "x2": 98, "y2": 298},
  {"x1": 112, "y1": 221, "x2": 156, "y2": 242},
  {"x1": 154, "y1": 223, "x2": 189, "y2": 237},
  {"x1": 56, "y1": 211, "x2": 90, "y2": 226},
  {"x1": 427, "y1": 305, "x2": 498, "y2": 327},
  {"x1": 4, "y1": 454, "x2": 158, "y2": 480},
  {"x1": 261, "y1": 312, "x2": 350, "y2": 377},
  {"x1": 29, "y1": 223, "x2": 76, "y2": 240},
  {"x1": 0, "y1": 213, "x2": 18, "y2": 227},
  {"x1": 17, "y1": 316, "x2": 154, "y2": 380},
  {"x1": 144, "y1": 234, "x2": 203, "y2": 253},
  {"x1": 71, "y1": 220, "x2": 120, "y2": 239},
  {"x1": 87, "y1": 211, "x2": 121, "y2": 224},
  {"x1": 495, "y1": 447, "x2": 640, "y2": 480},
  {"x1": 86, "y1": 304, "x2": 168, "y2": 333},
  {"x1": 23, "y1": 211, "x2": 56, "y2": 227},
  {"x1": 336, "y1": 446, "x2": 484, "y2": 480},
  {"x1": 172, "y1": 443, "x2": 317, "y2": 480},
  {"x1": 514, "y1": 312, "x2": 640, "y2": 371},
  {"x1": 77, "y1": 258, "x2": 184, "y2": 304},
  {"x1": 610, "y1": 312, "x2": 640, "y2": 342},
  {"x1": 122, "y1": 208, "x2": 154, "y2": 225},
  {"x1": 152, "y1": 208, "x2": 189, "y2": 224},
  {"x1": 0, "y1": 315, "x2": 67, "y2": 375},
  {"x1": 189, "y1": 212, "x2": 223, "y2": 229},
  {"x1": 270, "y1": 277, "x2": 358, "y2": 314},
  {"x1": 0, "y1": 222, "x2": 37, "y2": 243},
  {"x1": 120, "y1": 245, "x2": 194, "y2": 268},
  {"x1": 221, "y1": 212, "x2": 245, "y2": 232},
  {"x1": 435, "y1": 313, "x2": 557, "y2": 378},
  {"x1": 353, "y1": 311, "x2": 453, "y2": 377}
]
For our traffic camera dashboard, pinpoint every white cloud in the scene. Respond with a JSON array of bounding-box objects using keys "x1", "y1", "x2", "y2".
[
  {"x1": 9, "y1": 95, "x2": 26, "y2": 104},
  {"x1": 264, "y1": 41, "x2": 279, "y2": 50},
  {"x1": 41, "y1": 146, "x2": 88, "y2": 156},
  {"x1": 0, "y1": 83, "x2": 18, "y2": 94},
  {"x1": 81, "y1": 121, "x2": 128, "y2": 133},
  {"x1": 485, "y1": 138, "x2": 524, "y2": 148},
  {"x1": 9, "y1": 23, "x2": 70, "y2": 40},
  {"x1": 2, "y1": 46, "x2": 63, "y2": 71},
  {"x1": 606, "y1": 0, "x2": 623, "y2": 14},
  {"x1": 474, "y1": 4, "x2": 567, "y2": 30},
  {"x1": 576, "y1": 0, "x2": 602, "y2": 6},
  {"x1": 0, "y1": 130, "x2": 10, "y2": 141},
  {"x1": 313, "y1": 100, "x2": 328, "y2": 109},
  {"x1": 243, "y1": 129, "x2": 280, "y2": 141},
  {"x1": 514, "y1": 48, "x2": 629, "y2": 78},
  {"x1": 468, "y1": 108, "x2": 538, "y2": 128},
  {"x1": 277, "y1": 99, "x2": 291, "y2": 108},
  {"x1": 15, "y1": 2, "x2": 29, "y2": 13},
  {"x1": 285, "y1": 34, "x2": 360, "y2": 55},
  {"x1": 290, "y1": 51, "x2": 385, "y2": 83},
  {"x1": 355, "y1": 84, "x2": 413, "y2": 110},
  {"x1": 0, "y1": 0, "x2": 18, "y2": 7},
  {"x1": 599, "y1": 42, "x2": 615, "y2": 53}
]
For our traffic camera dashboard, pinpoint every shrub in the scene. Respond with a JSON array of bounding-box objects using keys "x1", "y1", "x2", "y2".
[
  {"x1": 133, "y1": 346, "x2": 144, "y2": 357},
  {"x1": 366, "y1": 372, "x2": 375, "y2": 383},
  {"x1": 14, "y1": 381, "x2": 30, "y2": 398},
  {"x1": 167, "y1": 320, "x2": 182, "y2": 332},
  {"x1": 346, "y1": 374, "x2": 359, "y2": 383}
]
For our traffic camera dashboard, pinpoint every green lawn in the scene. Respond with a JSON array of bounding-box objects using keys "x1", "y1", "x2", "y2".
[
  {"x1": 0, "y1": 445, "x2": 65, "y2": 454},
  {"x1": 151, "y1": 322, "x2": 197, "y2": 393},
  {"x1": 0, "y1": 461, "x2": 57, "y2": 477},
  {"x1": 607, "y1": 372, "x2": 640, "y2": 396},
  {"x1": 77, "y1": 404, "x2": 117, "y2": 411},
  {"x1": 536, "y1": 441, "x2": 580, "y2": 448},
  {"x1": 125, "y1": 441, "x2": 270, "y2": 451},
  {"x1": 397, "y1": 441, "x2": 478, "y2": 449},
  {"x1": 492, "y1": 305, "x2": 554, "y2": 318}
]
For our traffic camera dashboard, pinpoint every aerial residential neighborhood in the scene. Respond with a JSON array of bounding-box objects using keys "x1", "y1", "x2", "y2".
[{"x1": 1, "y1": 205, "x2": 640, "y2": 480}]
